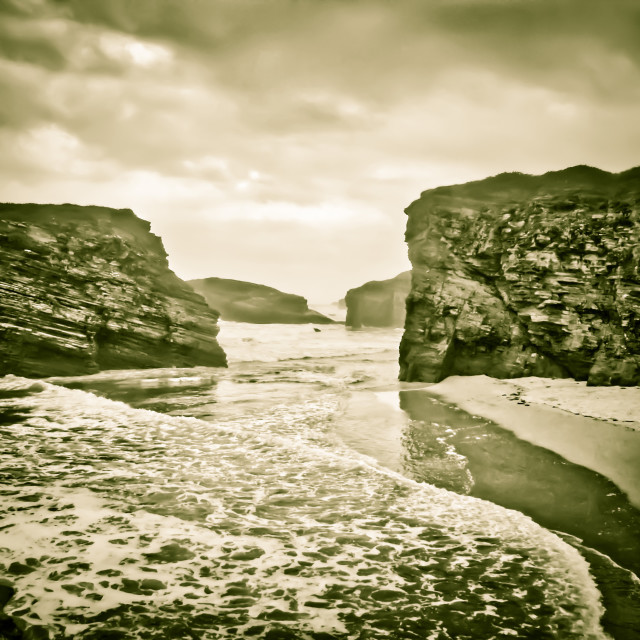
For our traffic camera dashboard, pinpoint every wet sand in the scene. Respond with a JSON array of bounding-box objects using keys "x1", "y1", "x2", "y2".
[
  {"x1": 393, "y1": 379, "x2": 640, "y2": 640},
  {"x1": 422, "y1": 375, "x2": 640, "y2": 509}
]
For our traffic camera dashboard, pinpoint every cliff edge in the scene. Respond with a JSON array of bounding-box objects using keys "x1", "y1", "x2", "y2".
[
  {"x1": 0, "y1": 203, "x2": 227, "y2": 377},
  {"x1": 345, "y1": 272, "x2": 411, "y2": 328},
  {"x1": 399, "y1": 166, "x2": 640, "y2": 385},
  {"x1": 189, "y1": 277, "x2": 334, "y2": 324}
]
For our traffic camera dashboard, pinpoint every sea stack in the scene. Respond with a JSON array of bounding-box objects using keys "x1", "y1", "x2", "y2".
[
  {"x1": 188, "y1": 277, "x2": 334, "y2": 324},
  {"x1": 0, "y1": 203, "x2": 227, "y2": 377},
  {"x1": 345, "y1": 272, "x2": 411, "y2": 328},
  {"x1": 399, "y1": 166, "x2": 640, "y2": 385}
]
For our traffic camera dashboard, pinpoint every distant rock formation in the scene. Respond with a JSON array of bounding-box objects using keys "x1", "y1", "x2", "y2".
[
  {"x1": 0, "y1": 203, "x2": 227, "y2": 378},
  {"x1": 345, "y1": 272, "x2": 411, "y2": 328},
  {"x1": 399, "y1": 166, "x2": 640, "y2": 385},
  {"x1": 188, "y1": 277, "x2": 335, "y2": 324}
]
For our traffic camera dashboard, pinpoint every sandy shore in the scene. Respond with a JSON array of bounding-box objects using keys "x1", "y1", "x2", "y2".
[{"x1": 422, "y1": 375, "x2": 640, "y2": 508}]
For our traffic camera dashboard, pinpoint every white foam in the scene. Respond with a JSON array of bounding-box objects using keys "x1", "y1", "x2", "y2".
[
  {"x1": 0, "y1": 376, "x2": 608, "y2": 639},
  {"x1": 217, "y1": 321, "x2": 401, "y2": 363}
]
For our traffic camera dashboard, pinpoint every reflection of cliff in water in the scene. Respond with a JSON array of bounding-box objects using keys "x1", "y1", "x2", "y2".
[{"x1": 399, "y1": 388, "x2": 640, "y2": 640}]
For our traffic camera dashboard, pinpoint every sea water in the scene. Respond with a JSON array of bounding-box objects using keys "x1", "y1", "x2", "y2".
[{"x1": 0, "y1": 320, "x2": 636, "y2": 639}]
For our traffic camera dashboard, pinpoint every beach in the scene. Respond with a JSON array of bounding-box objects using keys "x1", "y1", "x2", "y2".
[
  {"x1": 2, "y1": 326, "x2": 640, "y2": 640},
  {"x1": 422, "y1": 375, "x2": 640, "y2": 509}
]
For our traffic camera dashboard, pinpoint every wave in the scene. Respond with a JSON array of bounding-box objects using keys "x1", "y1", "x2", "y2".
[
  {"x1": 0, "y1": 375, "x2": 608, "y2": 639},
  {"x1": 217, "y1": 321, "x2": 403, "y2": 364}
]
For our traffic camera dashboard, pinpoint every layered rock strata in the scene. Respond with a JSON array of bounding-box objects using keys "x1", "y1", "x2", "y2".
[
  {"x1": 0, "y1": 203, "x2": 227, "y2": 378},
  {"x1": 345, "y1": 272, "x2": 411, "y2": 328},
  {"x1": 399, "y1": 166, "x2": 640, "y2": 385},
  {"x1": 188, "y1": 277, "x2": 334, "y2": 324}
]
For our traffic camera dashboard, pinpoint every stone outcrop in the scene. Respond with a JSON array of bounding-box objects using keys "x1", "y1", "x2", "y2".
[
  {"x1": 399, "y1": 166, "x2": 640, "y2": 385},
  {"x1": 345, "y1": 272, "x2": 411, "y2": 328},
  {"x1": 0, "y1": 203, "x2": 227, "y2": 378},
  {"x1": 188, "y1": 277, "x2": 334, "y2": 324}
]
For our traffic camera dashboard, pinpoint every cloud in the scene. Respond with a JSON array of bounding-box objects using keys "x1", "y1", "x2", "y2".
[
  {"x1": 157, "y1": 213, "x2": 409, "y2": 303},
  {"x1": 31, "y1": 0, "x2": 640, "y2": 105},
  {"x1": 0, "y1": 0, "x2": 638, "y2": 300},
  {"x1": 0, "y1": 15, "x2": 66, "y2": 69},
  {"x1": 0, "y1": 123, "x2": 117, "y2": 180}
]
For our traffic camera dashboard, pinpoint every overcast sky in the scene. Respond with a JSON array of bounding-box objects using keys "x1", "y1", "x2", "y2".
[{"x1": 1, "y1": 0, "x2": 639, "y2": 302}]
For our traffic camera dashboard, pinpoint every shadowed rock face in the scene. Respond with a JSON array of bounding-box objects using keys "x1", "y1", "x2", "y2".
[
  {"x1": 0, "y1": 203, "x2": 227, "y2": 378},
  {"x1": 188, "y1": 277, "x2": 334, "y2": 324},
  {"x1": 345, "y1": 272, "x2": 411, "y2": 328},
  {"x1": 399, "y1": 166, "x2": 640, "y2": 385}
]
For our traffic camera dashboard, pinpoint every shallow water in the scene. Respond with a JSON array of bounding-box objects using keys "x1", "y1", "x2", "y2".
[
  {"x1": 397, "y1": 391, "x2": 640, "y2": 640},
  {"x1": 1, "y1": 321, "x2": 638, "y2": 639}
]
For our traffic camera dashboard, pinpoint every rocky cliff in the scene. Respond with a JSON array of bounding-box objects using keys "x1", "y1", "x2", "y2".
[
  {"x1": 345, "y1": 272, "x2": 411, "y2": 328},
  {"x1": 399, "y1": 166, "x2": 640, "y2": 385},
  {"x1": 0, "y1": 203, "x2": 227, "y2": 378},
  {"x1": 188, "y1": 277, "x2": 334, "y2": 324}
]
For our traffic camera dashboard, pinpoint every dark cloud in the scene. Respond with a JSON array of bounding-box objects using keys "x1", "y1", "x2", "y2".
[
  {"x1": 0, "y1": 0, "x2": 638, "y2": 300},
  {"x1": 0, "y1": 64, "x2": 48, "y2": 128},
  {"x1": 0, "y1": 0, "x2": 42, "y2": 17},
  {"x1": 4, "y1": 0, "x2": 640, "y2": 121},
  {"x1": 423, "y1": 0, "x2": 640, "y2": 101},
  {"x1": 431, "y1": 0, "x2": 640, "y2": 50},
  {"x1": 33, "y1": 0, "x2": 640, "y2": 99},
  {"x1": 0, "y1": 21, "x2": 66, "y2": 69},
  {"x1": 45, "y1": 0, "x2": 302, "y2": 51}
]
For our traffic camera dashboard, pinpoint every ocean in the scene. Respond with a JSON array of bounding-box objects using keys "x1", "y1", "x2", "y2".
[{"x1": 1, "y1": 320, "x2": 639, "y2": 640}]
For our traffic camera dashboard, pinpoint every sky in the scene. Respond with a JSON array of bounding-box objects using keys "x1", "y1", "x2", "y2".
[{"x1": 1, "y1": 0, "x2": 639, "y2": 303}]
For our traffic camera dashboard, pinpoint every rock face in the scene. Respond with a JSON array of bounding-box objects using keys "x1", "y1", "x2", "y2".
[
  {"x1": 0, "y1": 203, "x2": 227, "y2": 378},
  {"x1": 399, "y1": 166, "x2": 640, "y2": 385},
  {"x1": 188, "y1": 277, "x2": 334, "y2": 324},
  {"x1": 345, "y1": 272, "x2": 411, "y2": 328}
]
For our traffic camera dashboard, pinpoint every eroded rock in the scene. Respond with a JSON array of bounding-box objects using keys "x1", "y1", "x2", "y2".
[
  {"x1": 399, "y1": 165, "x2": 640, "y2": 385},
  {"x1": 0, "y1": 204, "x2": 227, "y2": 377}
]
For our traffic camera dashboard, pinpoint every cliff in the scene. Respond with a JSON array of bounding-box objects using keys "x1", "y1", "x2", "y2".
[
  {"x1": 0, "y1": 203, "x2": 227, "y2": 378},
  {"x1": 399, "y1": 166, "x2": 640, "y2": 385},
  {"x1": 188, "y1": 277, "x2": 334, "y2": 324},
  {"x1": 345, "y1": 272, "x2": 411, "y2": 328}
]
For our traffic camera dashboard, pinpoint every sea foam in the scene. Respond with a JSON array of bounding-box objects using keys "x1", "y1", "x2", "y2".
[{"x1": 0, "y1": 375, "x2": 608, "y2": 639}]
